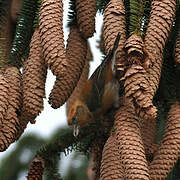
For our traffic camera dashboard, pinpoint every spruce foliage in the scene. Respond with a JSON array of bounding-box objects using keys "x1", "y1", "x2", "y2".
[
  {"x1": 9, "y1": 0, "x2": 38, "y2": 67},
  {"x1": 0, "y1": 0, "x2": 180, "y2": 179},
  {"x1": 123, "y1": 0, "x2": 151, "y2": 37},
  {"x1": 96, "y1": 0, "x2": 110, "y2": 12}
]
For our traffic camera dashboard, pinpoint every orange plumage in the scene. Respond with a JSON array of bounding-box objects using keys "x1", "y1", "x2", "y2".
[{"x1": 67, "y1": 33, "x2": 121, "y2": 136}]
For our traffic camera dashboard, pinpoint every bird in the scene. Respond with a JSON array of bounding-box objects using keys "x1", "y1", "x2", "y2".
[{"x1": 67, "y1": 33, "x2": 121, "y2": 137}]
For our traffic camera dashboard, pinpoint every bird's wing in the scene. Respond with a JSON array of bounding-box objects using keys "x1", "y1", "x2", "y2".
[{"x1": 80, "y1": 33, "x2": 121, "y2": 112}]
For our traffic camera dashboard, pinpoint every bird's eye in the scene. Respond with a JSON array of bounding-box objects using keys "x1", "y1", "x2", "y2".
[{"x1": 72, "y1": 117, "x2": 76, "y2": 124}]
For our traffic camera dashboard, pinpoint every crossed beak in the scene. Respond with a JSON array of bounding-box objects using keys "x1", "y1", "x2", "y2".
[
  {"x1": 68, "y1": 117, "x2": 80, "y2": 137},
  {"x1": 73, "y1": 124, "x2": 80, "y2": 137}
]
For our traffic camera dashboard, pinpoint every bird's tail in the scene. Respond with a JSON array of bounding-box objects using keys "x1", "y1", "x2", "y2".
[
  {"x1": 90, "y1": 33, "x2": 121, "y2": 82},
  {"x1": 111, "y1": 33, "x2": 121, "y2": 73},
  {"x1": 113, "y1": 33, "x2": 121, "y2": 52}
]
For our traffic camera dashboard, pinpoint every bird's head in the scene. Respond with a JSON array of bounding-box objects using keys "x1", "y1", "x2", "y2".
[{"x1": 67, "y1": 99, "x2": 94, "y2": 137}]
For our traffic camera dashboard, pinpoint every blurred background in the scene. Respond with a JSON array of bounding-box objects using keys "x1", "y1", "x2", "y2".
[{"x1": 0, "y1": 0, "x2": 103, "y2": 179}]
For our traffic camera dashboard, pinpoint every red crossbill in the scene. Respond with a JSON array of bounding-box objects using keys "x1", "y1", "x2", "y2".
[{"x1": 68, "y1": 33, "x2": 121, "y2": 136}]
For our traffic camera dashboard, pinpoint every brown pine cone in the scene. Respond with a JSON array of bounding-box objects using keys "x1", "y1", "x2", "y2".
[
  {"x1": 76, "y1": 0, "x2": 96, "y2": 39},
  {"x1": 49, "y1": 24, "x2": 87, "y2": 108},
  {"x1": 66, "y1": 59, "x2": 89, "y2": 115},
  {"x1": 39, "y1": 0, "x2": 66, "y2": 76},
  {"x1": 100, "y1": 132, "x2": 124, "y2": 180},
  {"x1": 103, "y1": 0, "x2": 126, "y2": 69},
  {"x1": 22, "y1": 29, "x2": 47, "y2": 122},
  {"x1": 114, "y1": 103, "x2": 149, "y2": 179},
  {"x1": 150, "y1": 102, "x2": 180, "y2": 180}
]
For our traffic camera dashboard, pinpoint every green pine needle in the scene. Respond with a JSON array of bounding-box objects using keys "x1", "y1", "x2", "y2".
[
  {"x1": 8, "y1": 0, "x2": 38, "y2": 67},
  {"x1": 96, "y1": 0, "x2": 110, "y2": 12},
  {"x1": 124, "y1": 0, "x2": 151, "y2": 37},
  {"x1": 34, "y1": 114, "x2": 113, "y2": 178},
  {"x1": 141, "y1": 0, "x2": 151, "y2": 34},
  {"x1": 33, "y1": 0, "x2": 42, "y2": 28},
  {"x1": 67, "y1": 0, "x2": 77, "y2": 26},
  {"x1": 129, "y1": 0, "x2": 143, "y2": 34}
]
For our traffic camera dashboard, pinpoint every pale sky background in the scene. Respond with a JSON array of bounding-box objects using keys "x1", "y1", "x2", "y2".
[{"x1": 0, "y1": 0, "x2": 104, "y2": 179}]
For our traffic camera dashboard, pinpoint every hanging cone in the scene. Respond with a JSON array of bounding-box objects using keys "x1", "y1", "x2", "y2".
[
  {"x1": 0, "y1": 73, "x2": 9, "y2": 123},
  {"x1": 22, "y1": 28, "x2": 47, "y2": 122},
  {"x1": 122, "y1": 64, "x2": 157, "y2": 119},
  {"x1": 149, "y1": 102, "x2": 180, "y2": 179},
  {"x1": 103, "y1": 0, "x2": 126, "y2": 71},
  {"x1": 124, "y1": 34, "x2": 148, "y2": 66},
  {"x1": 76, "y1": 0, "x2": 96, "y2": 39},
  {"x1": 66, "y1": 59, "x2": 89, "y2": 115},
  {"x1": 143, "y1": 1, "x2": 176, "y2": 117},
  {"x1": 15, "y1": 112, "x2": 34, "y2": 139},
  {"x1": 0, "y1": 66, "x2": 22, "y2": 151},
  {"x1": 114, "y1": 103, "x2": 149, "y2": 180},
  {"x1": 49, "y1": 24, "x2": 87, "y2": 108},
  {"x1": 0, "y1": 14, "x2": 16, "y2": 150},
  {"x1": 39, "y1": 0, "x2": 66, "y2": 76},
  {"x1": 175, "y1": 27, "x2": 180, "y2": 64},
  {"x1": 142, "y1": 1, "x2": 176, "y2": 120},
  {"x1": 147, "y1": 57, "x2": 162, "y2": 98},
  {"x1": 0, "y1": 73, "x2": 11, "y2": 151},
  {"x1": 5, "y1": 66, "x2": 22, "y2": 110},
  {"x1": 100, "y1": 132, "x2": 124, "y2": 180},
  {"x1": 0, "y1": 107, "x2": 19, "y2": 151},
  {"x1": 139, "y1": 116, "x2": 158, "y2": 159},
  {"x1": 125, "y1": 34, "x2": 144, "y2": 56},
  {"x1": 144, "y1": 0, "x2": 176, "y2": 66},
  {"x1": 27, "y1": 156, "x2": 45, "y2": 180},
  {"x1": 133, "y1": 53, "x2": 162, "y2": 119},
  {"x1": 66, "y1": 43, "x2": 91, "y2": 114},
  {"x1": 122, "y1": 32, "x2": 157, "y2": 119}
]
